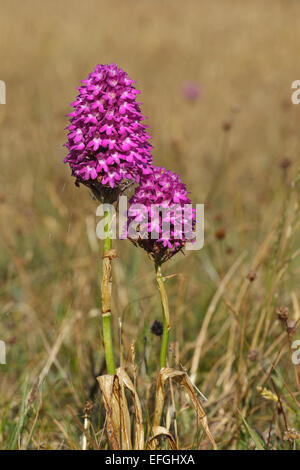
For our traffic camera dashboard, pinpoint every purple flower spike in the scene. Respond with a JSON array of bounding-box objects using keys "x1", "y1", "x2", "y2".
[
  {"x1": 126, "y1": 166, "x2": 196, "y2": 264},
  {"x1": 64, "y1": 63, "x2": 153, "y2": 202}
]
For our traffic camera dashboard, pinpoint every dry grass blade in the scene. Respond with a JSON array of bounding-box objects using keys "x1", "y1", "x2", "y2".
[
  {"x1": 97, "y1": 367, "x2": 144, "y2": 450},
  {"x1": 97, "y1": 372, "x2": 132, "y2": 450},
  {"x1": 190, "y1": 252, "x2": 246, "y2": 382},
  {"x1": 39, "y1": 315, "x2": 76, "y2": 384},
  {"x1": 147, "y1": 426, "x2": 177, "y2": 450},
  {"x1": 50, "y1": 416, "x2": 77, "y2": 450},
  {"x1": 153, "y1": 368, "x2": 217, "y2": 450},
  {"x1": 117, "y1": 368, "x2": 144, "y2": 450}
]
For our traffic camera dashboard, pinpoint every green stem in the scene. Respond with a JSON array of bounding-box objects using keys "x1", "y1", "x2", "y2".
[
  {"x1": 160, "y1": 308, "x2": 169, "y2": 369},
  {"x1": 102, "y1": 316, "x2": 116, "y2": 374},
  {"x1": 101, "y1": 209, "x2": 116, "y2": 375},
  {"x1": 155, "y1": 263, "x2": 170, "y2": 369}
]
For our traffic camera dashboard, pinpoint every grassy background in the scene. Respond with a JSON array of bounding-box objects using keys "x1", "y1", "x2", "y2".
[{"x1": 0, "y1": 0, "x2": 300, "y2": 449}]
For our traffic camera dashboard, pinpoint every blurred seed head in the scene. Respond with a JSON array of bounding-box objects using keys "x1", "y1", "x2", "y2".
[
  {"x1": 286, "y1": 319, "x2": 296, "y2": 334},
  {"x1": 276, "y1": 305, "x2": 289, "y2": 322},
  {"x1": 215, "y1": 227, "x2": 226, "y2": 240},
  {"x1": 280, "y1": 157, "x2": 292, "y2": 171},
  {"x1": 222, "y1": 120, "x2": 232, "y2": 132},
  {"x1": 247, "y1": 349, "x2": 259, "y2": 362},
  {"x1": 247, "y1": 270, "x2": 257, "y2": 282},
  {"x1": 83, "y1": 400, "x2": 94, "y2": 418},
  {"x1": 151, "y1": 320, "x2": 163, "y2": 337}
]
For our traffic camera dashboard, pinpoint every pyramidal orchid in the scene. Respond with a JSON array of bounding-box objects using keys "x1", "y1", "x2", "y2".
[
  {"x1": 64, "y1": 63, "x2": 153, "y2": 375},
  {"x1": 126, "y1": 166, "x2": 195, "y2": 369}
]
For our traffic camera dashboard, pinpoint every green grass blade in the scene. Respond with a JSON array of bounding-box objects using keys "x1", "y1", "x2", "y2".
[{"x1": 237, "y1": 410, "x2": 266, "y2": 450}]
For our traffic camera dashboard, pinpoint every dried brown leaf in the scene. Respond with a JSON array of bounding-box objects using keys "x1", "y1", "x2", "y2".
[
  {"x1": 147, "y1": 426, "x2": 177, "y2": 450},
  {"x1": 117, "y1": 368, "x2": 144, "y2": 450},
  {"x1": 97, "y1": 372, "x2": 131, "y2": 450},
  {"x1": 153, "y1": 368, "x2": 217, "y2": 450},
  {"x1": 98, "y1": 367, "x2": 144, "y2": 450}
]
